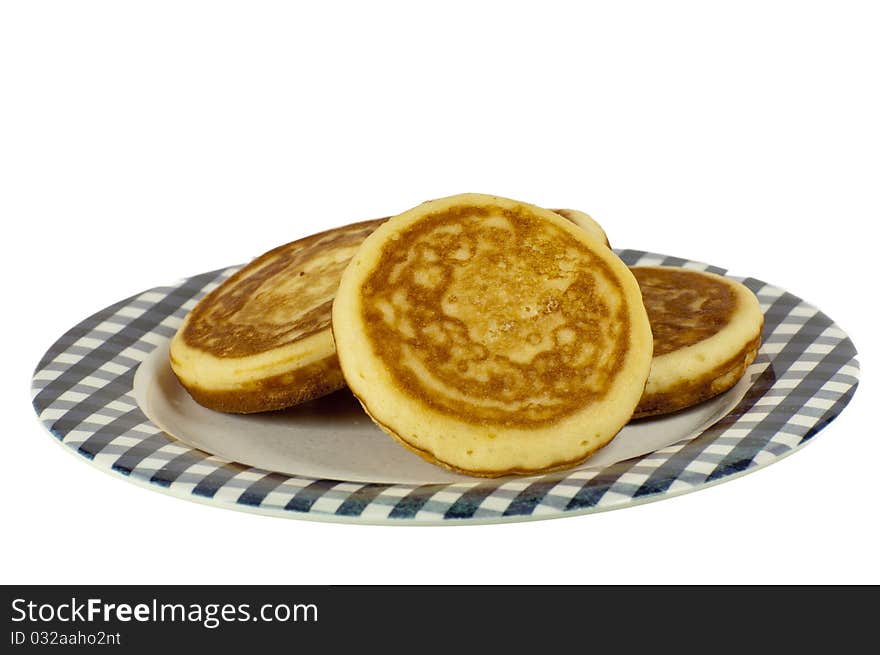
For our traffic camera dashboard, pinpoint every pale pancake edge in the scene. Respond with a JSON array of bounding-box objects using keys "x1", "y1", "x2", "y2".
[{"x1": 552, "y1": 208, "x2": 611, "y2": 247}]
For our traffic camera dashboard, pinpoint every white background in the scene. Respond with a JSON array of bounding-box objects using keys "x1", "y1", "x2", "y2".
[{"x1": 2, "y1": 1, "x2": 877, "y2": 585}]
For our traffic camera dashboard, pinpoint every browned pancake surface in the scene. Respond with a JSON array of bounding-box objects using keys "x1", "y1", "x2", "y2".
[
  {"x1": 182, "y1": 218, "x2": 386, "y2": 357},
  {"x1": 359, "y1": 203, "x2": 632, "y2": 428},
  {"x1": 632, "y1": 267, "x2": 736, "y2": 355}
]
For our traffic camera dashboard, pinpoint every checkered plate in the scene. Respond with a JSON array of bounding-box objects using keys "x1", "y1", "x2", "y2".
[{"x1": 31, "y1": 250, "x2": 860, "y2": 525}]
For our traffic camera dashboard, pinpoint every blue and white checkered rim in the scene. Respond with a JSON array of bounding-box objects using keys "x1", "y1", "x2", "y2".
[{"x1": 31, "y1": 250, "x2": 860, "y2": 525}]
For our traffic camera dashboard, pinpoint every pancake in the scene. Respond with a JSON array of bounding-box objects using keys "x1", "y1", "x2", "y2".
[
  {"x1": 332, "y1": 193, "x2": 653, "y2": 477},
  {"x1": 552, "y1": 208, "x2": 611, "y2": 247},
  {"x1": 169, "y1": 218, "x2": 386, "y2": 413},
  {"x1": 630, "y1": 266, "x2": 764, "y2": 419}
]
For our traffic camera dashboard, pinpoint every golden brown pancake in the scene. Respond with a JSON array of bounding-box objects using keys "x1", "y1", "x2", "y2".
[
  {"x1": 169, "y1": 218, "x2": 386, "y2": 413},
  {"x1": 332, "y1": 193, "x2": 653, "y2": 477},
  {"x1": 630, "y1": 266, "x2": 764, "y2": 419},
  {"x1": 552, "y1": 208, "x2": 611, "y2": 247}
]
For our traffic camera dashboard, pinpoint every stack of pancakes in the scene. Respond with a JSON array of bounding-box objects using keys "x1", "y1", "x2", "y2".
[{"x1": 170, "y1": 193, "x2": 763, "y2": 477}]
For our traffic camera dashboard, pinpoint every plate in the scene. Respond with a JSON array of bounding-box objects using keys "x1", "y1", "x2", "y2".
[{"x1": 31, "y1": 250, "x2": 860, "y2": 525}]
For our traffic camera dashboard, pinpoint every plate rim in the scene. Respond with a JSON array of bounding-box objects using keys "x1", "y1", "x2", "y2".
[{"x1": 30, "y1": 249, "x2": 861, "y2": 525}]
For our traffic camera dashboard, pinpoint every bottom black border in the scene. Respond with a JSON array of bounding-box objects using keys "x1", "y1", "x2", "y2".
[{"x1": 1, "y1": 585, "x2": 873, "y2": 651}]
